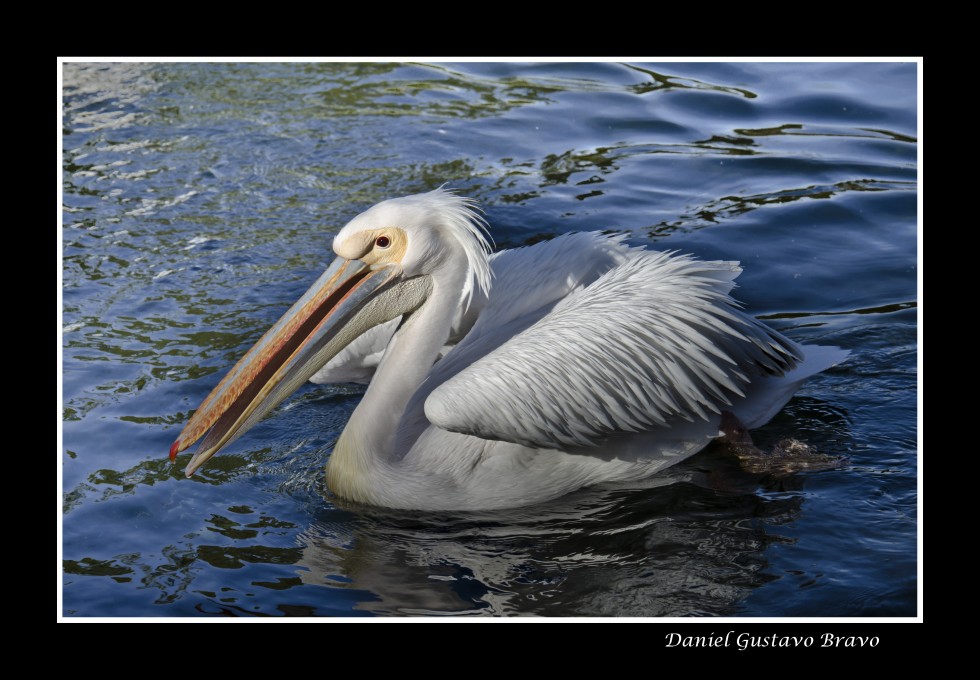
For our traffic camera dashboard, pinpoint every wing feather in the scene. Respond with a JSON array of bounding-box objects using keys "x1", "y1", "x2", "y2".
[{"x1": 424, "y1": 250, "x2": 803, "y2": 449}]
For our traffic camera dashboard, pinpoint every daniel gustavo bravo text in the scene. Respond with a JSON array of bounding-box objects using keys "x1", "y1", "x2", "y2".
[{"x1": 665, "y1": 632, "x2": 880, "y2": 651}]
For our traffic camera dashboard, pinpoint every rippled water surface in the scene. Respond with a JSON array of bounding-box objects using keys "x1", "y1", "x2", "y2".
[{"x1": 61, "y1": 61, "x2": 918, "y2": 617}]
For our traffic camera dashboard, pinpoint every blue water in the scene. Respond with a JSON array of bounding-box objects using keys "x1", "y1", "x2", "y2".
[{"x1": 61, "y1": 61, "x2": 918, "y2": 617}]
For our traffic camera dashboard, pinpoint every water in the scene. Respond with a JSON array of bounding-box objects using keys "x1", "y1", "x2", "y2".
[{"x1": 61, "y1": 60, "x2": 918, "y2": 617}]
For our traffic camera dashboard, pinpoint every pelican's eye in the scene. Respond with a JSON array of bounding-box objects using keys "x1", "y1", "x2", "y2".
[{"x1": 375, "y1": 235, "x2": 391, "y2": 249}]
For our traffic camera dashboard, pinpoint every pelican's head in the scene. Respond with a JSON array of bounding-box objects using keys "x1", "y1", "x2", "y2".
[
  {"x1": 169, "y1": 188, "x2": 491, "y2": 476},
  {"x1": 333, "y1": 189, "x2": 492, "y2": 310}
]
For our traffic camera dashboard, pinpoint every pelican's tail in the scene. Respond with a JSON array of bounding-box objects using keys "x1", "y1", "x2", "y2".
[{"x1": 736, "y1": 344, "x2": 850, "y2": 430}]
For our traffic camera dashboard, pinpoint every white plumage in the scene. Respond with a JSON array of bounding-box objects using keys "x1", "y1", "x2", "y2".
[
  {"x1": 425, "y1": 248, "x2": 801, "y2": 449},
  {"x1": 173, "y1": 188, "x2": 848, "y2": 510}
]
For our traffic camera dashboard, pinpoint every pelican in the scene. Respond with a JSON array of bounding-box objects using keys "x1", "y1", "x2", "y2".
[{"x1": 170, "y1": 188, "x2": 848, "y2": 510}]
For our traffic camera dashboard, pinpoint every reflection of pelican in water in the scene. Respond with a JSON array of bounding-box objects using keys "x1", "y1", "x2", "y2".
[
  {"x1": 171, "y1": 189, "x2": 847, "y2": 510},
  {"x1": 292, "y1": 459, "x2": 812, "y2": 616}
]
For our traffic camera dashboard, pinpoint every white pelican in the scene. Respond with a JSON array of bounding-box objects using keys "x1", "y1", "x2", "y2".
[{"x1": 170, "y1": 188, "x2": 848, "y2": 510}]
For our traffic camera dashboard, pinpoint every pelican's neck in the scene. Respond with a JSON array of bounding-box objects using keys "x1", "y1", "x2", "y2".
[{"x1": 326, "y1": 260, "x2": 468, "y2": 501}]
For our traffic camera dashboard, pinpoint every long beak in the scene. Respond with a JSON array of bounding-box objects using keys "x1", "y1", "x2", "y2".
[{"x1": 170, "y1": 256, "x2": 406, "y2": 477}]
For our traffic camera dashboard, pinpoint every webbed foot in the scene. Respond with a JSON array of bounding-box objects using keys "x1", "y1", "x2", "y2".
[{"x1": 718, "y1": 411, "x2": 846, "y2": 475}]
